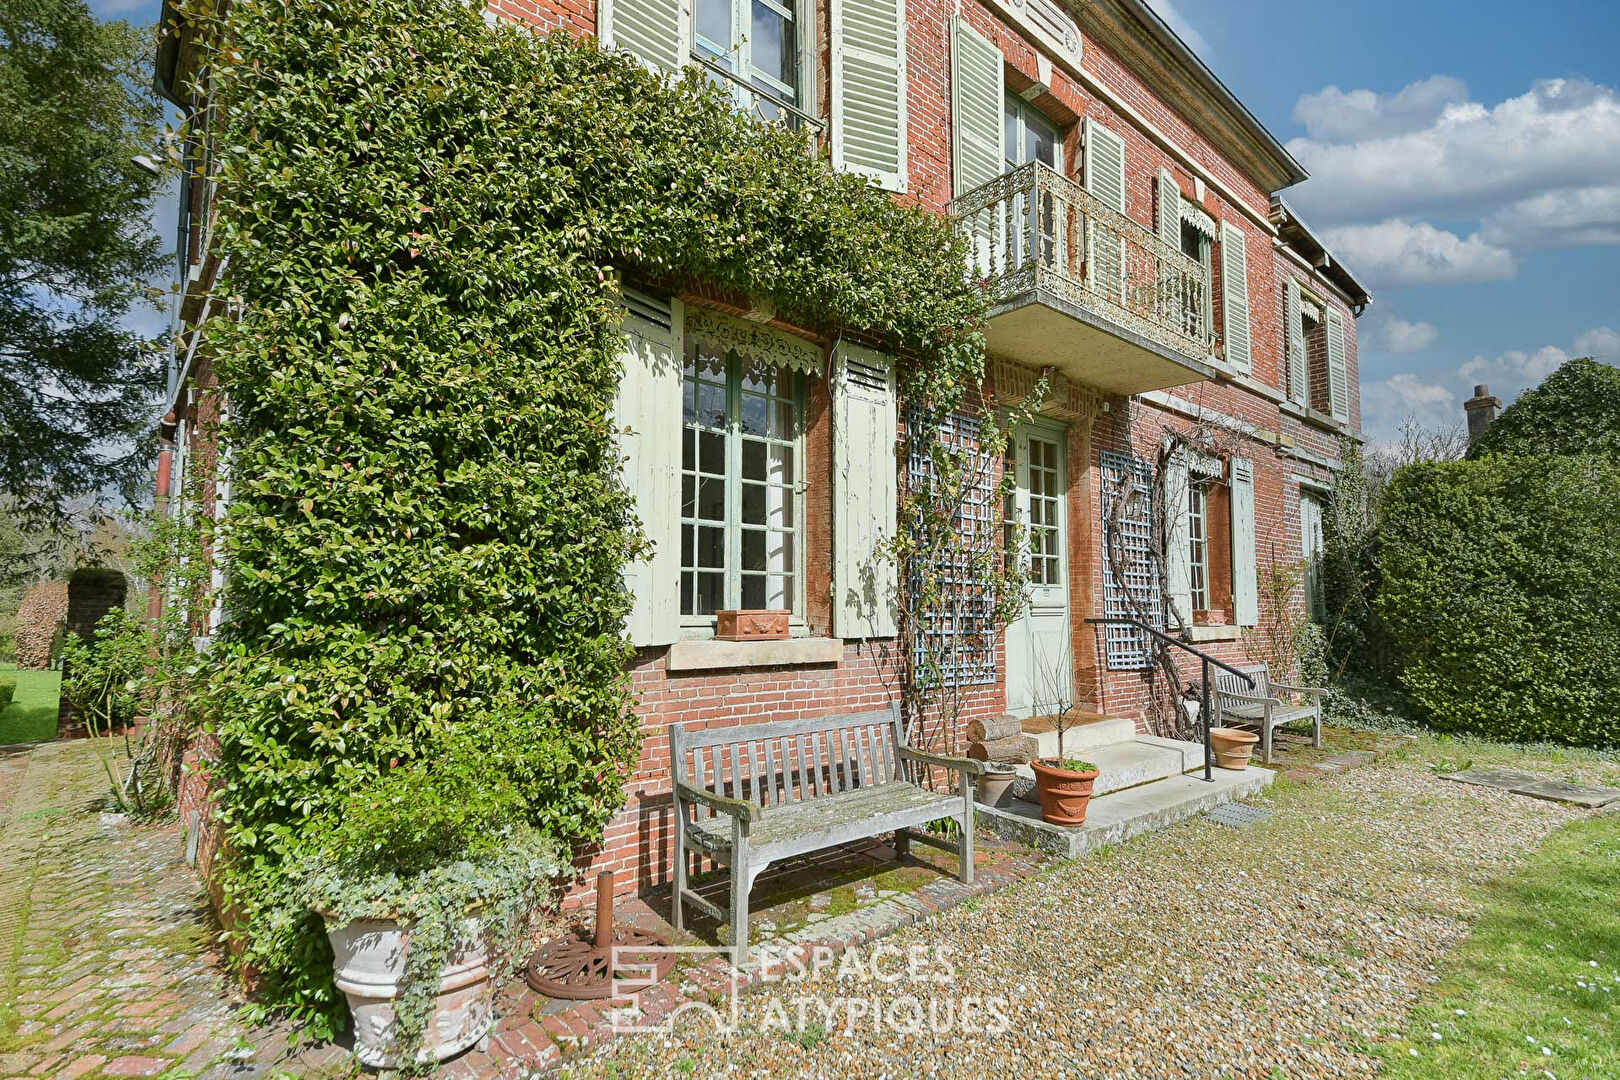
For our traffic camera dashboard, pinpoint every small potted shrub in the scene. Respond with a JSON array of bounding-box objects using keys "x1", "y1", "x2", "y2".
[
  {"x1": 1029, "y1": 705, "x2": 1100, "y2": 826},
  {"x1": 301, "y1": 755, "x2": 564, "y2": 1070}
]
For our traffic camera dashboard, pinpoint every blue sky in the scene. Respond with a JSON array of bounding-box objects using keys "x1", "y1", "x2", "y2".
[{"x1": 98, "y1": 0, "x2": 1620, "y2": 444}]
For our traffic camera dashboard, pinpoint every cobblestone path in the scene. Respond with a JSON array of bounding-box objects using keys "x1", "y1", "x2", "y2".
[{"x1": 0, "y1": 740, "x2": 327, "y2": 1080}]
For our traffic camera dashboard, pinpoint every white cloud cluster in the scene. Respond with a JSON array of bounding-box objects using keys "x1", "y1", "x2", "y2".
[
  {"x1": 1362, "y1": 372, "x2": 1458, "y2": 436},
  {"x1": 1287, "y1": 76, "x2": 1620, "y2": 288},
  {"x1": 1459, "y1": 327, "x2": 1619, "y2": 397},
  {"x1": 1142, "y1": 0, "x2": 1211, "y2": 59},
  {"x1": 1320, "y1": 221, "x2": 1515, "y2": 288},
  {"x1": 1377, "y1": 316, "x2": 1440, "y2": 354}
]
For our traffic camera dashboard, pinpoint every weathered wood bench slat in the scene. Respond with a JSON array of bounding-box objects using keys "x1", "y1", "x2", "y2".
[
  {"x1": 670, "y1": 701, "x2": 983, "y2": 964},
  {"x1": 1212, "y1": 662, "x2": 1326, "y2": 764}
]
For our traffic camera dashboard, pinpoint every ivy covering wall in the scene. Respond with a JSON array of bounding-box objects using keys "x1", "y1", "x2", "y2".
[{"x1": 182, "y1": 0, "x2": 988, "y2": 1023}]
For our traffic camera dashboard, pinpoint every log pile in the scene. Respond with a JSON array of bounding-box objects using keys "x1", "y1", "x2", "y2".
[{"x1": 965, "y1": 714, "x2": 1036, "y2": 765}]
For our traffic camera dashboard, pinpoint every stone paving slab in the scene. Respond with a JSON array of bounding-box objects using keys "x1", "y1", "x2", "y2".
[{"x1": 1439, "y1": 767, "x2": 1620, "y2": 808}]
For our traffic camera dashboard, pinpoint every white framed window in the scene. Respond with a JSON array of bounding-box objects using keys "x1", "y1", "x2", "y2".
[
  {"x1": 680, "y1": 344, "x2": 805, "y2": 621},
  {"x1": 692, "y1": 0, "x2": 811, "y2": 126},
  {"x1": 1187, "y1": 479, "x2": 1209, "y2": 614}
]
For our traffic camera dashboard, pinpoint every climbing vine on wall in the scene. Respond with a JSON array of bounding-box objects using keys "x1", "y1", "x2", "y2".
[{"x1": 172, "y1": 0, "x2": 990, "y2": 1026}]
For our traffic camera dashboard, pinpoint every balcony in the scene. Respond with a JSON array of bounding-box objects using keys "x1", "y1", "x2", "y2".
[{"x1": 951, "y1": 161, "x2": 1219, "y2": 396}]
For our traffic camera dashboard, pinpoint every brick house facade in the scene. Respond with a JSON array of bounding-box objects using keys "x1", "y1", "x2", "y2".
[{"x1": 153, "y1": 0, "x2": 1368, "y2": 902}]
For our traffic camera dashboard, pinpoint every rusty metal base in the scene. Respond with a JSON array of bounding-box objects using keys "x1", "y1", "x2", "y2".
[{"x1": 523, "y1": 926, "x2": 675, "y2": 1000}]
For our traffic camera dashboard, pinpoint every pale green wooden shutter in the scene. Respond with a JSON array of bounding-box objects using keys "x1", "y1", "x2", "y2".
[
  {"x1": 832, "y1": 0, "x2": 907, "y2": 192},
  {"x1": 1156, "y1": 167, "x2": 1181, "y2": 248},
  {"x1": 1231, "y1": 457, "x2": 1258, "y2": 627},
  {"x1": 1285, "y1": 278, "x2": 1307, "y2": 405},
  {"x1": 1084, "y1": 119, "x2": 1126, "y2": 211},
  {"x1": 1220, "y1": 221, "x2": 1252, "y2": 372},
  {"x1": 1162, "y1": 448, "x2": 1192, "y2": 631},
  {"x1": 1084, "y1": 120, "x2": 1126, "y2": 300},
  {"x1": 832, "y1": 343, "x2": 898, "y2": 638},
  {"x1": 617, "y1": 291, "x2": 684, "y2": 646},
  {"x1": 951, "y1": 19, "x2": 1001, "y2": 198},
  {"x1": 1326, "y1": 307, "x2": 1350, "y2": 423},
  {"x1": 602, "y1": 0, "x2": 686, "y2": 74}
]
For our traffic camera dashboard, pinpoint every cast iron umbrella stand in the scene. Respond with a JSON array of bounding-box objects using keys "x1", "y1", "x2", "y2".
[{"x1": 524, "y1": 869, "x2": 674, "y2": 1000}]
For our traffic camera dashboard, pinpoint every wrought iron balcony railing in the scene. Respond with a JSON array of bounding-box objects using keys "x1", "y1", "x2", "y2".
[{"x1": 951, "y1": 161, "x2": 1215, "y2": 362}]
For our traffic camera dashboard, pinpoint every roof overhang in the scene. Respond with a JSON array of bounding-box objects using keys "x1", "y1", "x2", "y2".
[
  {"x1": 1069, "y1": 0, "x2": 1309, "y2": 194},
  {"x1": 1270, "y1": 197, "x2": 1373, "y2": 309}
]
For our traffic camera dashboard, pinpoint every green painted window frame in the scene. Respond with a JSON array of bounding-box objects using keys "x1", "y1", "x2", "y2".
[{"x1": 679, "y1": 342, "x2": 807, "y2": 628}]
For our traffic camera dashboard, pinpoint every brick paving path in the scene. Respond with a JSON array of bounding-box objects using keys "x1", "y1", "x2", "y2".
[{"x1": 0, "y1": 740, "x2": 342, "y2": 1080}]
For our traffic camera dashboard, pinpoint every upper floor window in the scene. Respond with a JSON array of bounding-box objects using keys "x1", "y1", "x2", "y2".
[{"x1": 694, "y1": 0, "x2": 803, "y2": 122}]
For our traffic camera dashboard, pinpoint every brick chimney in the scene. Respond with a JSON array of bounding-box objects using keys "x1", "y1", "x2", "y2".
[{"x1": 1464, "y1": 383, "x2": 1502, "y2": 445}]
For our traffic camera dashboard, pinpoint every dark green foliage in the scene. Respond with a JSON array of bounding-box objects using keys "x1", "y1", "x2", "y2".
[
  {"x1": 1376, "y1": 456, "x2": 1620, "y2": 748},
  {"x1": 183, "y1": 0, "x2": 987, "y2": 1027},
  {"x1": 0, "y1": 677, "x2": 15, "y2": 708},
  {"x1": 0, "y1": 0, "x2": 167, "y2": 526},
  {"x1": 1317, "y1": 439, "x2": 1399, "y2": 682},
  {"x1": 1467, "y1": 358, "x2": 1620, "y2": 461}
]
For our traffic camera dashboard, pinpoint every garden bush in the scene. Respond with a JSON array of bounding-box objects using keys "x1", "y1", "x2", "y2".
[
  {"x1": 1377, "y1": 455, "x2": 1620, "y2": 747},
  {"x1": 0, "y1": 676, "x2": 15, "y2": 708},
  {"x1": 178, "y1": 0, "x2": 988, "y2": 1029},
  {"x1": 1468, "y1": 357, "x2": 1620, "y2": 461}
]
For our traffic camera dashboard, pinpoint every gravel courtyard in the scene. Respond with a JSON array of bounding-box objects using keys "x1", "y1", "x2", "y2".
[{"x1": 572, "y1": 748, "x2": 1609, "y2": 1080}]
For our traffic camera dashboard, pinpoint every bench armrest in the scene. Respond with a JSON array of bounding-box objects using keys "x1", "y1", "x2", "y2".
[
  {"x1": 1269, "y1": 681, "x2": 1327, "y2": 699},
  {"x1": 674, "y1": 780, "x2": 761, "y2": 823},
  {"x1": 897, "y1": 747, "x2": 986, "y2": 777}
]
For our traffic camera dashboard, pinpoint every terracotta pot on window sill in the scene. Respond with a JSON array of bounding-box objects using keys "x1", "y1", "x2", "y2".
[
  {"x1": 714, "y1": 609, "x2": 791, "y2": 641},
  {"x1": 1194, "y1": 609, "x2": 1229, "y2": 627}
]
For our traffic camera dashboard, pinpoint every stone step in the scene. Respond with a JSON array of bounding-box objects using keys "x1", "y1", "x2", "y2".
[
  {"x1": 1024, "y1": 716, "x2": 1137, "y2": 759},
  {"x1": 975, "y1": 766, "x2": 1274, "y2": 859},
  {"x1": 1010, "y1": 734, "x2": 1206, "y2": 801}
]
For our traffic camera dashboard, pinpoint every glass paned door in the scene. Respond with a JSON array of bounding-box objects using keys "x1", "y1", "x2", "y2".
[
  {"x1": 1004, "y1": 95, "x2": 1063, "y2": 274},
  {"x1": 1006, "y1": 422, "x2": 1072, "y2": 719}
]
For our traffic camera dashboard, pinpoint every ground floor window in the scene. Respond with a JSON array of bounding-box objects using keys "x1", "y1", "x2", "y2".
[
  {"x1": 680, "y1": 344, "x2": 804, "y2": 619},
  {"x1": 1188, "y1": 480, "x2": 1209, "y2": 613}
]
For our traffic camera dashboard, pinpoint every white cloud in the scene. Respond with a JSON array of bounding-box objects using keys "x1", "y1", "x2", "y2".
[
  {"x1": 1143, "y1": 0, "x2": 1211, "y2": 59},
  {"x1": 1458, "y1": 326, "x2": 1620, "y2": 400},
  {"x1": 1288, "y1": 77, "x2": 1620, "y2": 225},
  {"x1": 1319, "y1": 220, "x2": 1516, "y2": 288},
  {"x1": 1574, "y1": 326, "x2": 1620, "y2": 361},
  {"x1": 1293, "y1": 76, "x2": 1470, "y2": 142},
  {"x1": 1376, "y1": 316, "x2": 1440, "y2": 354},
  {"x1": 1362, "y1": 373, "x2": 1458, "y2": 437},
  {"x1": 1482, "y1": 185, "x2": 1620, "y2": 249}
]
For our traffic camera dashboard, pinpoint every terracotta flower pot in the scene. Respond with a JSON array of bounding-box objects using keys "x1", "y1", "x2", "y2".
[
  {"x1": 1030, "y1": 759, "x2": 1100, "y2": 826},
  {"x1": 975, "y1": 766, "x2": 1019, "y2": 808},
  {"x1": 714, "y1": 609, "x2": 790, "y2": 641},
  {"x1": 1209, "y1": 727, "x2": 1260, "y2": 770}
]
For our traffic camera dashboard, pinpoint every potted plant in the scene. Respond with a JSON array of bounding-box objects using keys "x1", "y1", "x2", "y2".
[
  {"x1": 301, "y1": 757, "x2": 564, "y2": 1070},
  {"x1": 975, "y1": 761, "x2": 1019, "y2": 807},
  {"x1": 1027, "y1": 669, "x2": 1101, "y2": 826}
]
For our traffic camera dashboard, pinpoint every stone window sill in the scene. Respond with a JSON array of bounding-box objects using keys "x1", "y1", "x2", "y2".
[
  {"x1": 666, "y1": 637, "x2": 844, "y2": 672},
  {"x1": 1188, "y1": 624, "x2": 1240, "y2": 644}
]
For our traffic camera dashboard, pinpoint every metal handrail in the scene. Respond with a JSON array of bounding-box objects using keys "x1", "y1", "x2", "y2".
[
  {"x1": 689, "y1": 53, "x2": 825, "y2": 136},
  {"x1": 1085, "y1": 617, "x2": 1256, "y2": 782}
]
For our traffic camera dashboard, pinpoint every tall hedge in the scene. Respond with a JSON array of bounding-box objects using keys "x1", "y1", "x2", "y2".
[
  {"x1": 1468, "y1": 357, "x2": 1620, "y2": 461},
  {"x1": 1377, "y1": 455, "x2": 1620, "y2": 747},
  {"x1": 182, "y1": 0, "x2": 988, "y2": 1024}
]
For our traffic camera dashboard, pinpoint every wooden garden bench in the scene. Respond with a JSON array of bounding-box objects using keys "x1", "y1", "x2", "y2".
[
  {"x1": 669, "y1": 702, "x2": 983, "y2": 964},
  {"x1": 1211, "y1": 662, "x2": 1325, "y2": 764}
]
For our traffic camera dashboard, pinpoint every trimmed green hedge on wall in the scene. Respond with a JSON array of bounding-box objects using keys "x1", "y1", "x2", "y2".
[{"x1": 1377, "y1": 455, "x2": 1620, "y2": 748}]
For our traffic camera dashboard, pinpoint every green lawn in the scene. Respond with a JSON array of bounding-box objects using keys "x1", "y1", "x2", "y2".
[
  {"x1": 1378, "y1": 809, "x2": 1620, "y2": 1078},
  {"x1": 0, "y1": 664, "x2": 60, "y2": 744}
]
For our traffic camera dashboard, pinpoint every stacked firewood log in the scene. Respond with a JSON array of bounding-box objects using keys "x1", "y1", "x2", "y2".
[{"x1": 965, "y1": 714, "x2": 1037, "y2": 765}]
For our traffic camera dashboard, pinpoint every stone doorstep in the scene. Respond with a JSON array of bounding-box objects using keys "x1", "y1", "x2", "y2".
[
  {"x1": 1010, "y1": 734, "x2": 1206, "y2": 802},
  {"x1": 975, "y1": 767, "x2": 1276, "y2": 859}
]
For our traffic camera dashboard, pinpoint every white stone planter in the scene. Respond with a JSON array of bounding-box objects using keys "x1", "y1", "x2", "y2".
[{"x1": 325, "y1": 912, "x2": 494, "y2": 1068}]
